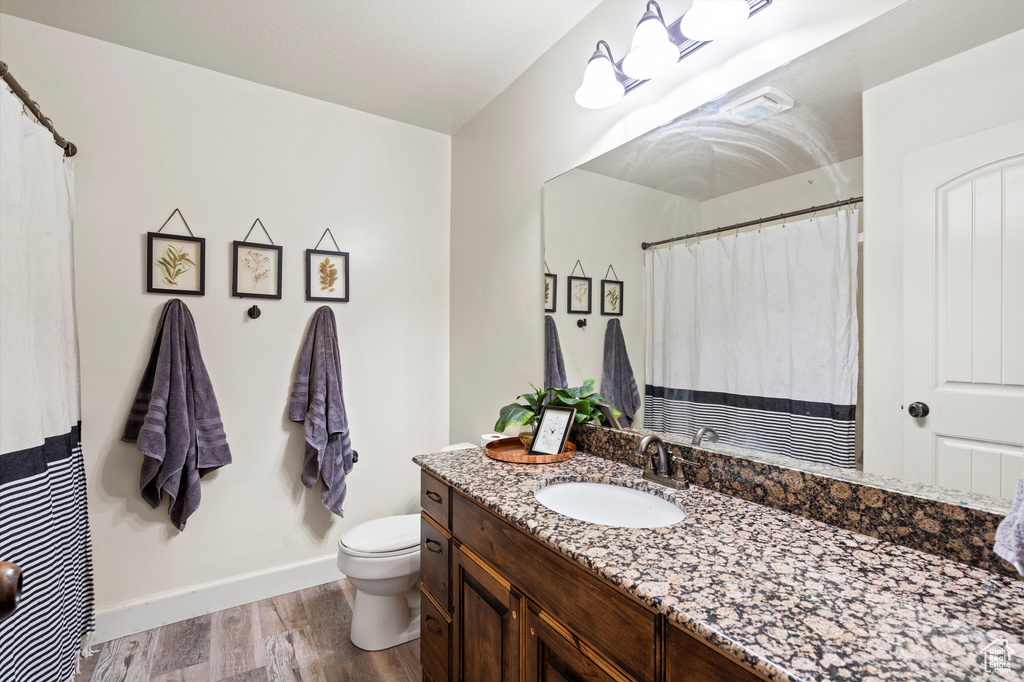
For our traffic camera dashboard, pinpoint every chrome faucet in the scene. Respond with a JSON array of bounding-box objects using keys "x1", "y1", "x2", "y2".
[
  {"x1": 636, "y1": 434, "x2": 692, "y2": 490},
  {"x1": 692, "y1": 427, "x2": 719, "y2": 446}
]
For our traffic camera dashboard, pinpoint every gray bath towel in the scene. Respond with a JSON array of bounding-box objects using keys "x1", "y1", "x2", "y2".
[
  {"x1": 995, "y1": 471, "x2": 1024, "y2": 575},
  {"x1": 123, "y1": 299, "x2": 231, "y2": 530},
  {"x1": 601, "y1": 319, "x2": 641, "y2": 427},
  {"x1": 289, "y1": 306, "x2": 356, "y2": 516},
  {"x1": 544, "y1": 315, "x2": 568, "y2": 390}
]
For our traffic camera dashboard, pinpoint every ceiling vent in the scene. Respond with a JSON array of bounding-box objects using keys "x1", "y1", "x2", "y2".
[{"x1": 720, "y1": 86, "x2": 794, "y2": 125}]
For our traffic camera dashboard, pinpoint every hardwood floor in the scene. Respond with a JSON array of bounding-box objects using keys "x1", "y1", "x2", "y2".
[{"x1": 76, "y1": 580, "x2": 421, "y2": 682}]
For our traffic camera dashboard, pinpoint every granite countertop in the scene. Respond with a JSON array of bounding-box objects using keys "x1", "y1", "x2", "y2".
[{"x1": 414, "y1": 447, "x2": 1024, "y2": 682}]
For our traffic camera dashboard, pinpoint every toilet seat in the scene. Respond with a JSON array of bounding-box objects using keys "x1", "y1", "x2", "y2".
[{"x1": 339, "y1": 513, "x2": 419, "y2": 558}]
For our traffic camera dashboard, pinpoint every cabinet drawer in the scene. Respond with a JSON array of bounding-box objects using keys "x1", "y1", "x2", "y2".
[
  {"x1": 421, "y1": 513, "x2": 451, "y2": 614},
  {"x1": 421, "y1": 586, "x2": 451, "y2": 682},
  {"x1": 452, "y1": 492, "x2": 656, "y2": 682},
  {"x1": 421, "y1": 470, "x2": 451, "y2": 529}
]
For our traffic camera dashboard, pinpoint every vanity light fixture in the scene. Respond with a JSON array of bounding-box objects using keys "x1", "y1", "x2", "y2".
[
  {"x1": 574, "y1": 40, "x2": 625, "y2": 109},
  {"x1": 622, "y1": 1, "x2": 679, "y2": 81},
  {"x1": 679, "y1": 0, "x2": 751, "y2": 41},
  {"x1": 574, "y1": 0, "x2": 770, "y2": 109}
]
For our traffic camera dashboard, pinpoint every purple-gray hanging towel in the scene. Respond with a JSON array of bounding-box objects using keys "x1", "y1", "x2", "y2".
[
  {"x1": 995, "y1": 471, "x2": 1024, "y2": 576},
  {"x1": 122, "y1": 299, "x2": 231, "y2": 530},
  {"x1": 601, "y1": 318, "x2": 641, "y2": 427},
  {"x1": 545, "y1": 315, "x2": 568, "y2": 390},
  {"x1": 289, "y1": 306, "x2": 357, "y2": 516}
]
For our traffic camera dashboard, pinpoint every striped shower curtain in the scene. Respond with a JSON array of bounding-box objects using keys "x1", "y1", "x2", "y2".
[
  {"x1": 644, "y1": 211, "x2": 859, "y2": 468},
  {"x1": 0, "y1": 86, "x2": 95, "y2": 679}
]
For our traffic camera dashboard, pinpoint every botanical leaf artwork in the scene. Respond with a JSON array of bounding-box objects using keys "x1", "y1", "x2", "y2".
[
  {"x1": 318, "y1": 258, "x2": 338, "y2": 293},
  {"x1": 573, "y1": 282, "x2": 588, "y2": 305},
  {"x1": 605, "y1": 285, "x2": 620, "y2": 311},
  {"x1": 157, "y1": 244, "x2": 195, "y2": 286},
  {"x1": 243, "y1": 250, "x2": 272, "y2": 291},
  {"x1": 544, "y1": 280, "x2": 551, "y2": 305}
]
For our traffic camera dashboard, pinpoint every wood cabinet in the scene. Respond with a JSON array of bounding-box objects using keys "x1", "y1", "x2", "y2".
[
  {"x1": 420, "y1": 472, "x2": 768, "y2": 682},
  {"x1": 452, "y1": 546, "x2": 524, "y2": 682}
]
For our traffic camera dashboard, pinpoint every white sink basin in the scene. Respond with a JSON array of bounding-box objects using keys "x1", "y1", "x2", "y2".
[{"x1": 533, "y1": 481, "x2": 686, "y2": 529}]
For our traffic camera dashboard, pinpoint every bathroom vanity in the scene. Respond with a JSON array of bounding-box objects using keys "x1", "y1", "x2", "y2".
[{"x1": 415, "y1": 446, "x2": 1023, "y2": 681}]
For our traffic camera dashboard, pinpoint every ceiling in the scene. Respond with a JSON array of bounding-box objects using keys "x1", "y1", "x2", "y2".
[
  {"x1": 578, "y1": 0, "x2": 1024, "y2": 202},
  {"x1": 0, "y1": 0, "x2": 601, "y2": 134}
]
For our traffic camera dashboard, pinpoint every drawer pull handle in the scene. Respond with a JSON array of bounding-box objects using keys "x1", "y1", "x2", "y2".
[
  {"x1": 425, "y1": 539, "x2": 444, "y2": 554},
  {"x1": 425, "y1": 490, "x2": 443, "y2": 504},
  {"x1": 425, "y1": 616, "x2": 443, "y2": 637}
]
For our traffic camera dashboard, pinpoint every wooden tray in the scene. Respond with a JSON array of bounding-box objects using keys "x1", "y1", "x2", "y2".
[{"x1": 485, "y1": 437, "x2": 576, "y2": 464}]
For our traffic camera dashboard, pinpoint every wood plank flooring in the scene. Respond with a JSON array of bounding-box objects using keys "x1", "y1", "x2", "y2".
[{"x1": 76, "y1": 580, "x2": 421, "y2": 682}]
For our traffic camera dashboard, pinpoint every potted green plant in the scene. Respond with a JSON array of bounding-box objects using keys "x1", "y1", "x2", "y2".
[{"x1": 494, "y1": 379, "x2": 620, "y2": 447}]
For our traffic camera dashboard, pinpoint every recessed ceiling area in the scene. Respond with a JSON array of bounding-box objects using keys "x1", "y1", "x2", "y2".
[
  {"x1": 578, "y1": 0, "x2": 1024, "y2": 202},
  {"x1": 0, "y1": 0, "x2": 602, "y2": 134}
]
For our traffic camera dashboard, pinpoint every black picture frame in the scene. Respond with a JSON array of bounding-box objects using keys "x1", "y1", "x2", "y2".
[
  {"x1": 232, "y1": 241, "x2": 283, "y2": 300},
  {"x1": 529, "y1": 406, "x2": 577, "y2": 456},
  {"x1": 147, "y1": 232, "x2": 206, "y2": 296},
  {"x1": 544, "y1": 273, "x2": 557, "y2": 312},
  {"x1": 306, "y1": 249, "x2": 350, "y2": 302},
  {"x1": 600, "y1": 279, "x2": 623, "y2": 316},
  {"x1": 567, "y1": 276, "x2": 592, "y2": 314}
]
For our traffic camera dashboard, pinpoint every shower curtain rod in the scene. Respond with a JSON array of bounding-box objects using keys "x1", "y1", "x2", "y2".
[
  {"x1": 0, "y1": 61, "x2": 76, "y2": 157},
  {"x1": 640, "y1": 196, "x2": 863, "y2": 250}
]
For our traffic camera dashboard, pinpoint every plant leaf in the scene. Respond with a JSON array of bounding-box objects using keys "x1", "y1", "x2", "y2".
[{"x1": 493, "y1": 403, "x2": 535, "y2": 432}]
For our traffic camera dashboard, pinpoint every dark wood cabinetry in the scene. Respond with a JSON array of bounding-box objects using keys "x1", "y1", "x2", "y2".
[
  {"x1": 420, "y1": 470, "x2": 768, "y2": 682},
  {"x1": 452, "y1": 546, "x2": 524, "y2": 682}
]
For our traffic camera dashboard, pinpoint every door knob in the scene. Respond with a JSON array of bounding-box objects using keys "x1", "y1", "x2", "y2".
[{"x1": 908, "y1": 402, "x2": 929, "y2": 418}]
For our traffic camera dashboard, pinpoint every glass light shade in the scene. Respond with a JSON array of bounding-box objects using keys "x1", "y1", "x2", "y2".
[
  {"x1": 574, "y1": 51, "x2": 624, "y2": 109},
  {"x1": 622, "y1": 12, "x2": 679, "y2": 80},
  {"x1": 679, "y1": 0, "x2": 750, "y2": 41}
]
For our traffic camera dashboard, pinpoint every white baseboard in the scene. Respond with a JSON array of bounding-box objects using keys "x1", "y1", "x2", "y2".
[{"x1": 92, "y1": 554, "x2": 343, "y2": 644}]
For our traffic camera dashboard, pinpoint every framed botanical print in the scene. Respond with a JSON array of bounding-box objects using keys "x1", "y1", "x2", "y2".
[
  {"x1": 232, "y1": 241, "x2": 283, "y2": 299},
  {"x1": 306, "y1": 249, "x2": 350, "y2": 302},
  {"x1": 567, "y1": 276, "x2": 592, "y2": 314},
  {"x1": 147, "y1": 232, "x2": 205, "y2": 296},
  {"x1": 529, "y1": 406, "x2": 576, "y2": 456},
  {"x1": 544, "y1": 273, "x2": 557, "y2": 312},
  {"x1": 601, "y1": 279, "x2": 623, "y2": 316}
]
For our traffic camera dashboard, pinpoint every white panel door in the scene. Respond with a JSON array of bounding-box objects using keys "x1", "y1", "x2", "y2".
[{"x1": 903, "y1": 119, "x2": 1024, "y2": 499}]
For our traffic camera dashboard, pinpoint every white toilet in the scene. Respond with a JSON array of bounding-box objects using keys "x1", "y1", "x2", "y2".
[{"x1": 337, "y1": 513, "x2": 421, "y2": 651}]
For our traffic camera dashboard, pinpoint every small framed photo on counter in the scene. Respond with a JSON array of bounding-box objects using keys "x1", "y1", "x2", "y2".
[{"x1": 529, "y1": 406, "x2": 576, "y2": 456}]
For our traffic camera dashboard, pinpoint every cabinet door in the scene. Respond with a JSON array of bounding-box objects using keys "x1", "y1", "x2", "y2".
[
  {"x1": 525, "y1": 607, "x2": 633, "y2": 682},
  {"x1": 666, "y1": 622, "x2": 766, "y2": 682},
  {"x1": 452, "y1": 545, "x2": 524, "y2": 682}
]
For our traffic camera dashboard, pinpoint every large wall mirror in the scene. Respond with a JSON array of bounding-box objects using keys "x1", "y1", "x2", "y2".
[{"x1": 542, "y1": 0, "x2": 1023, "y2": 511}]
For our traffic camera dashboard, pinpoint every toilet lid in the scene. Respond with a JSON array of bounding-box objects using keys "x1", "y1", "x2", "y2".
[{"x1": 340, "y1": 513, "x2": 420, "y2": 554}]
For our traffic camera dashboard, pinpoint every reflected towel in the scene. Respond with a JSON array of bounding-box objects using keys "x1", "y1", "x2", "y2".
[
  {"x1": 289, "y1": 306, "x2": 356, "y2": 516},
  {"x1": 544, "y1": 315, "x2": 568, "y2": 390},
  {"x1": 995, "y1": 471, "x2": 1024, "y2": 576},
  {"x1": 601, "y1": 319, "x2": 641, "y2": 427},
  {"x1": 122, "y1": 299, "x2": 231, "y2": 530}
]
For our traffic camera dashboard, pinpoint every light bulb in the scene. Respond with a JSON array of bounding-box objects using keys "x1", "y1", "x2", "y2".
[
  {"x1": 679, "y1": 0, "x2": 750, "y2": 41},
  {"x1": 574, "y1": 48, "x2": 624, "y2": 109},
  {"x1": 623, "y1": 8, "x2": 679, "y2": 80}
]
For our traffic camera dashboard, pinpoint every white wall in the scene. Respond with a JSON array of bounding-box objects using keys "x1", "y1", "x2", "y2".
[
  {"x1": 0, "y1": 16, "x2": 451, "y2": 640},
  {"x1": 542, "y1": 169, "x2": 699, "y2": 420},
  {"x1": 862, "y1": 30, "x2": 1024, "y2": 479},
  {"x1": 449, "y1": 0, "x2": 904, "y2": 443}
]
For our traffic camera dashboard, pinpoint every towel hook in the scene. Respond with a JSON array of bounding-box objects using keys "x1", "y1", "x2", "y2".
[
  {"x1": 247, "y1": 305, "x2": 261, "y2": 319},
  {"x1": 577, "y1": 318, "x2": 587, "y2": 328}
]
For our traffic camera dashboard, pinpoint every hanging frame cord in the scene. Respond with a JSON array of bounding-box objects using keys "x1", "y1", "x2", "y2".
[
  {"x1": 604, "y1": 264, "x2": 619, "y2": 281},
  {"x1": 156, "y1": 208, "x2": 195, "y2": 237},
  {"x1": 313, "y1": 228, "x2": 342, "y2": 251},
  {"x1": 569, "y1": 260, "x2": 587, "y2": 278},
  {"x1": 242, "y1": 219, "x2": 276, "y2": 245}
]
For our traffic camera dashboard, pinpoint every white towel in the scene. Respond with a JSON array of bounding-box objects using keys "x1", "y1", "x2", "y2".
[{"x1": 995, "y1": 471, "x2": 1024, "y2": 575}]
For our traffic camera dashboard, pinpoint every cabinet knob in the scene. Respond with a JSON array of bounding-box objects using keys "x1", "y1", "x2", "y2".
[{"x1": 908, "y1": 402, "x2": 929, "y2": 418}]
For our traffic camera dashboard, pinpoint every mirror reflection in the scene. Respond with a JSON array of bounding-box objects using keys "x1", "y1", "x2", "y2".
[{"x1": 542, "y1": 1, "x2": 1023, "y2": 508}]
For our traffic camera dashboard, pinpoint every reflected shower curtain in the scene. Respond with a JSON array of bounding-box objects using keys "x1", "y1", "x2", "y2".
[
  {"x1": 0, "y1": 87, "x2": 95, "y2": 679},
  {"x1": 644, "y1": 211, "x2": 859, "y2": 468}
]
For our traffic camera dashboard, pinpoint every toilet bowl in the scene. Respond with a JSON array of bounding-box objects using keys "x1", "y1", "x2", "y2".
[{"x1": 337, "y1": 513, "x2": 421, "y2": 651}]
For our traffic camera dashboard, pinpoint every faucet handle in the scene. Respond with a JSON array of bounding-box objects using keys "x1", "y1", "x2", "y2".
[{"x1": 670, "y1": 456, "x2": 698, "y2": 480}]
